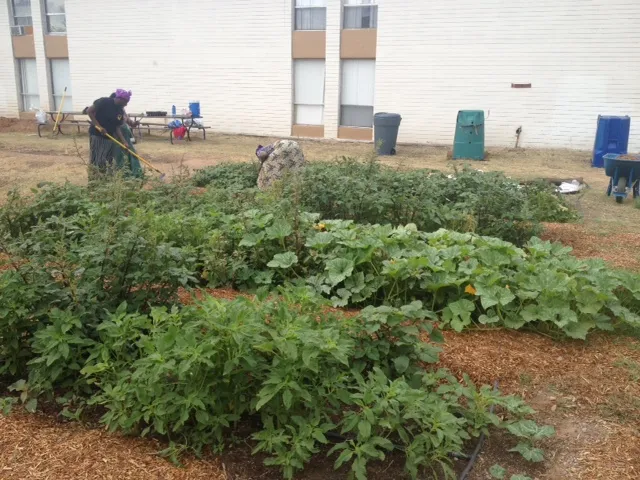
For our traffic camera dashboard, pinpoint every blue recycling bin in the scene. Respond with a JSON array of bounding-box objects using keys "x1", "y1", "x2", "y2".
[{"x1": 592, "y1": 115, "x2": 630, "y2": 168}]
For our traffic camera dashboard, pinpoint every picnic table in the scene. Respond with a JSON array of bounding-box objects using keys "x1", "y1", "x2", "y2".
[
  {"x1": 38, "y1": 111, "x2": 145, "y2": 137},
  {"x1": 38, "y1": 111, "x2": 209, "y2": 144},
  {"x1": 137, "y1": 114, "x2": 209, "y2": 144}
]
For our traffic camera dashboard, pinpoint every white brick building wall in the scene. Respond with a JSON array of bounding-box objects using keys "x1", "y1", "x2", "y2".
[
  {"x1": 65, "y1": 0, "x2": 293, "y2": 137},
  {"x1": 1, "y1": 0, "x2": 639, "y2": 150},
  {"x1": 375, "y1": 0, "x2": 640, "y2": 149},
  {"x1": 324, "y1": 1, "x2": 342, "y2": 139},
  {"x1": 0, "y1": 1, "x2": 19, "y2": 117},
  {"x1": 31, "y1": 0, "x2": 52, "y2": 112}
]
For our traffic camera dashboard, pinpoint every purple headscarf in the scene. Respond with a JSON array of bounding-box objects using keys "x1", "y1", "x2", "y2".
[{"x1": 115, "y1": 89, "x2": 132, "y2": 101}]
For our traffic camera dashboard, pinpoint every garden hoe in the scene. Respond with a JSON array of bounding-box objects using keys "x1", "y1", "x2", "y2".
[
  {"x1": 103, "y1": 131, "x2": 166, "y2": 181},
  {"x1": 51, "y1": 86, "x2": 67, "y2": 137}
]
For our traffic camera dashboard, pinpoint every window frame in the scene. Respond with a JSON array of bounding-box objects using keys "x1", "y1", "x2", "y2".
[
  {"x1": 340, "y1": 59, "x2": 376, "y2": 128},
  {"x1": 50, "y1": 58, "x2": 73, "y2": 111},
  {"x1": 342, "y1": 2, "x2": 378, "y2": 30},
  {"x1": 339, "y1": 105, "x2": 374, "y2": 128},
  {"x1": 18, "y1": 58, "x2": 40, "y2": 112},
  {"x1": 44, "y1": 0, "x2": 67, "y2": 34},
  {"x1": 9, "y1": 0, "x2": 33, "y2": 36},
  {"x1": 294, "y1": 1, "x2": 327, "y2": 31},
  {"x1": 293, "y1": 59, "x2": 325, "y2": 126}
]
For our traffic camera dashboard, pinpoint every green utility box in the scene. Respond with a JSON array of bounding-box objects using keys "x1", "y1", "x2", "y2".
[{"x1": 453, "y1": 110, "x2": 485, "y2": 160}]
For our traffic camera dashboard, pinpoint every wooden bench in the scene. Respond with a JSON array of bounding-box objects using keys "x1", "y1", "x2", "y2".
[
  {"x1": 36, "y1": 115, "x2": 210, "y2": 145},
  {"x1": 37, "y1": 119, "x2": 91, "y2": 137}
]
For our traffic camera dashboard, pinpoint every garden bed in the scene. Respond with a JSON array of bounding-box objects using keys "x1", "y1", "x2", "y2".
[{"x1": 1, "y1": 164, "x2": 639, "y2": 480}]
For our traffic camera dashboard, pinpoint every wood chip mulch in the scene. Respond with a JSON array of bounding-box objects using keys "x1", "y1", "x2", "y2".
[
  {"x1": 436, "y1": 329, "x2": 640, "y2": 419},
  {"x1": 436, "y1": 329, "x2": 640, "y2": 480},
  {"x1": 541, "y1": 223, "x2": 640, "y2": 271},
  {"x1": 0, "y1": 413, "x2": 226, "y2": 480}
]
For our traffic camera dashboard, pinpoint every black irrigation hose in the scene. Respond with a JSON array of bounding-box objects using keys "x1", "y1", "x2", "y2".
[
  {"x1": 325, "y1": 429, "x2": 470, "y2": 460},
  {"x1": 458, "y1": 380, "x2": 500, "y2": 480}
]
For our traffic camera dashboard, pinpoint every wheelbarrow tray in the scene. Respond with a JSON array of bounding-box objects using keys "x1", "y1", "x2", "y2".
[{"x1": 604, "y1": 153, "x2": 640, "y2": 181}]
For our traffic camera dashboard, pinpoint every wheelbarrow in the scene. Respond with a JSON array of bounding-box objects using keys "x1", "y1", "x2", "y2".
[{"x1": 604, "y1": 153, "x2": 640, "y2": 203}]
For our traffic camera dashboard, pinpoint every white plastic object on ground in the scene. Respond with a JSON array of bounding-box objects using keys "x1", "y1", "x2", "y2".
[
  {"x1": 557, "y1": 180, "x2": 585, "y2": 194},
  {"x1": 35, "y1": 110, "x2": 47, "y2": 124}
]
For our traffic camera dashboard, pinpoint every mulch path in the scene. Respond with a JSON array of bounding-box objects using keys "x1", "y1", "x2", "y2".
[
  {"x1": 0, "y1": 413, "x2": 226, "y2": 480},
  {"x1": 541, "y1": 223, "x2": 640, "y2": 271}
]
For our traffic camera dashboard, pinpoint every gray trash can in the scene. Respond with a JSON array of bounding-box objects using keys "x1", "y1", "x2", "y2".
[{"x1": 374, "y1": 113, "x2": 402, "y2": 155}]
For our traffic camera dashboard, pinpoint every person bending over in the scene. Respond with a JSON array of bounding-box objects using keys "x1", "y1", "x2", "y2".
[{"x1": 86, "y1": 89, "x2": 131, "y2": 179}]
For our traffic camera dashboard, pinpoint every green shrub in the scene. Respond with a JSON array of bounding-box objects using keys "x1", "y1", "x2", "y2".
[
  {"x1": 0, "y1": 181, "x2": 635, "y2": 342},
  {"x1": 191, "y1": 159, "x2": 577, "y2": 245},
  {"x1": 191, "y1": 162, "x2": 260, "y2": 189},
  {"x1": 0, "y1": 177, "x2": 616, "y2": 480},
  {"x1": 80, "y1": 290, "x2": 544, "y2": 479}
]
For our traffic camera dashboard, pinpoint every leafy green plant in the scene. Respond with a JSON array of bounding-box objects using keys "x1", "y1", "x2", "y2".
[
  {"x1": 191, "y1": 159, "x2": 577, "y2": 245},
  {"x1": 93, "y1": 291, "x2": 546, "y2": 479},
  {"x1": 0, "y1": 178, "x2": 572, "y2": 479},
  {"x1": 191, "y1": 162, "x2": 260, "y2": 189},
  {"x1": 489, "y1": 465, "x2": 533, "y2": 480},
  {"x1": 490, "y1": 464, "x2": 507, "y2": 479},
  {"x1": 506, "y1": 419, "x2": 555, "y2": 463}
]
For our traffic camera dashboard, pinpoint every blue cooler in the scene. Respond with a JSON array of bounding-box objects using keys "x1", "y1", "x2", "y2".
[{"x1": 189, "y1": 101, "x2": 201, "y2": 118}]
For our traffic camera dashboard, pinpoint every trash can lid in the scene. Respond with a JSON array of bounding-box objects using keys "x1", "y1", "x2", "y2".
[
  {"x1": 374, "y1": 112, "x2": 402, "y2": 127},
  {"x1": 374, "y1": 112, "x2": 402, "y2": 119}
]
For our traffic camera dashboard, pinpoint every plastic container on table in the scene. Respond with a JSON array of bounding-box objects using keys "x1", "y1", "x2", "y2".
[{"x1": 189, "y1": 101, "x2": 201, "y2": 118}]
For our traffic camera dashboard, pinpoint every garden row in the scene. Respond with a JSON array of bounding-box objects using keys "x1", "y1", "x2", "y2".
[
  {"x1": 192, "y1": 159, "x2": 577, "y2": 246},
  {"x1": 1, "y1": 174, "x2": 638, "y2": 351},
  {"x1": 0, "y1": 169, "x2": 635, "y2": 479}
]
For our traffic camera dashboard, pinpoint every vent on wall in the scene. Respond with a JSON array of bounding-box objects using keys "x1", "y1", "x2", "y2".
[{"x1": 511, "y1": 83, "x2": 532, "y2": 89}]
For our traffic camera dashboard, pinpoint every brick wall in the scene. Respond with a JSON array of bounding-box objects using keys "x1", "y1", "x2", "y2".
[
  {"x1": 65, "y1": 0, "x2": 293, "y2": 137},
  {"x1": 0, "y1": 1, "x2": 19, "y2": 117},
  {"x1": 2, "y1": 0, "x2": 639, "y2": 150},
  {"x1": 375, "y1": 0, "x2": 640, "y2": 149}
]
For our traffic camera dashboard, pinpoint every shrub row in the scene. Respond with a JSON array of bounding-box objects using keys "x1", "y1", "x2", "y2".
[{"x1": 192, "y1": 159, "x2": 578, "y2": 245}]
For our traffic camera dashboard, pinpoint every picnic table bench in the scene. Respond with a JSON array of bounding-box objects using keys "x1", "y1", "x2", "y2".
[
  {"x1": 137, "y1": 114, "x2": 210, "y2": 144},
  {"x1": 37, "y1": 111, "x2": 145, "y2": 137},
  {"x1": 38, "y1": 111, "x2": 209, "y2": 144}
]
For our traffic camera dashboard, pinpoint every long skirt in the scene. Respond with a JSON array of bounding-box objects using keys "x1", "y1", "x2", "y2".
[
  {"x1": 89, "y1": 126, "x2": 142, "y2": 180},
  {"x1": 114, "y1": 125, "x2": 143, "y2": 178},
  {"x1": 89, "y1": 134, "x2": 115, "y2": 173}
]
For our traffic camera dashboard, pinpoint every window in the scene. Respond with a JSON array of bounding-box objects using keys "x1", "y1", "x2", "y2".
[
  {"x1": 18, "y1": 59, "x2": 40, "y2": 111},
  {"x1": 10, "y1": 0, "x2": 33, "y2": 36},
  {"x1": 343, "y1": 0, "x2": 377, "y2": 29},
  {"x1": 294, "y1": 60, "x2": 325, "y2": 125},
  {"x1": 340, "y1": 59, "x2": 375, "y2": 128},
  {"x1": 50, "y1": 59, "x2": 72, "y2": 111},
  {"x1": 45, "y1": 0, "x2": 66, "y2": 34},
  {"x1": 295, "y1": 0, "x2": 326, "y2": 31}
]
